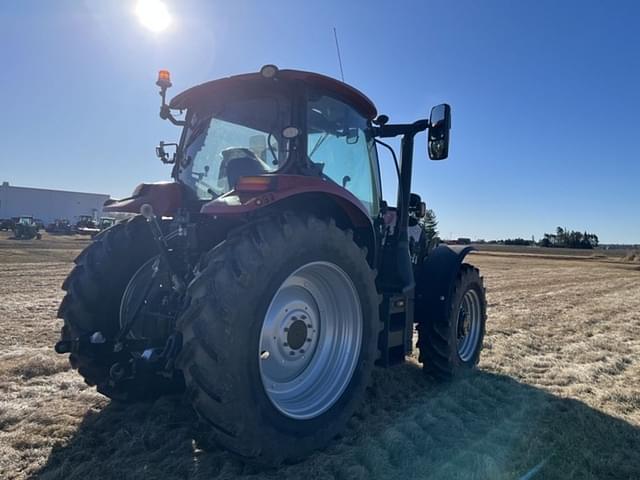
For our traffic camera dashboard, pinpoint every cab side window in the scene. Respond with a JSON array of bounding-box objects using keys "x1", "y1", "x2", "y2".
[{"x1": 307, "y1": 95, "x2": 379, "y2": 216}]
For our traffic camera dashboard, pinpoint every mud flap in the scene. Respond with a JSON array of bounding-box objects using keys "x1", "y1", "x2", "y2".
[{"x1": 415, "y1": 245, "x2": 476, "y2": 323}]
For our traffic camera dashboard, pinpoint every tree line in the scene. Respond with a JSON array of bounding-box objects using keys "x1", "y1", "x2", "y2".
[
  {"x1": 539, "y1": 227, "x2": 599, "y2": 249},
  {"x1": 489, "y1": 227, "x2": 600, "y2": 249},
  {"x1": 415, "y1": 210, "x2": 600, "y2": 251}
]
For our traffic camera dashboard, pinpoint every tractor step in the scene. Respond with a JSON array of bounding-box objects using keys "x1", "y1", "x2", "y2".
[{"x1": 377, "y1": 293, "x2": 413, "y2": 367}]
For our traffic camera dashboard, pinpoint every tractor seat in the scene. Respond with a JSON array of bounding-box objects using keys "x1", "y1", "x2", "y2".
[{"x1": 220, "y1": 147, "x2": 271, "y2": 188}]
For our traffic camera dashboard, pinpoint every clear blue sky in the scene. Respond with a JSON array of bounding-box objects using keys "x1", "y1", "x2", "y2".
[{"x1": 2, "y1": 1, "x2": 638, "y2": 243}]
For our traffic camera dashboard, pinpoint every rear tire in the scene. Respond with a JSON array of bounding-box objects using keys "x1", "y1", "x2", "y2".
[
  {"x1": 177, "y1": 213, "x2": 380, "y2": 465},
  {"x1": 417, "y1": 263, "x2": 486, "y2": 379},
  {"x1": 57, "y1": 216, "x2": 182, "y2": 401}
]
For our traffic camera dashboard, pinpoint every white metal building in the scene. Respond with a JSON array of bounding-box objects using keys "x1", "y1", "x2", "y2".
[{"x1": 0, "y1": 181, "x2": 110, "y2": 224}]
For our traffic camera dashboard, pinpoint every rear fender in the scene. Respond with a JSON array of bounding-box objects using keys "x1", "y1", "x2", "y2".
[
  {"x1": 103, "y1": 182, "x2": 198, "y2": 217},
  {"x1": 201, "y1": 175, "x2": 377, "y2": 265},
  {"x1": 415, "y1": 245, "x2": 476, "y2": 322}
]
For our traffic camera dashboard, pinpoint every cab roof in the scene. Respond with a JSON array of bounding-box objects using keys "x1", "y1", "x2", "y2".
[{"x1": 169, "y1": 68, "x2": 377, "y2": 120}]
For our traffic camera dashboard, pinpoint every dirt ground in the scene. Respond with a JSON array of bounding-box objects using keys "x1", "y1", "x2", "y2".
[{"x1": 1, "y1": 233, "x2": 639, "y2": 480}]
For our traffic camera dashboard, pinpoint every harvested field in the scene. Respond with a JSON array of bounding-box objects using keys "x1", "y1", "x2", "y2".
[
  {"x1": 473, "y1": 243, "x2": 634, "y2": 260},
  {"x1": 1, "y1": 233, "x2": 639, "y2": 479}
]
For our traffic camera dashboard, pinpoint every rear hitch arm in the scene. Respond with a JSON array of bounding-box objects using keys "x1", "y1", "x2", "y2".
[
  {"x1": 140, "y1": 203, "x2": 186, "y2": 294},
  {"x1": 108, "y1": 333, "x2": 183, "y2": 383},
  {"x1": 55, "y1": 331, "x2": 183, "y2": 383},
  {"x1": 54, "y1": 332, "x2": 160, "y2": 357}
]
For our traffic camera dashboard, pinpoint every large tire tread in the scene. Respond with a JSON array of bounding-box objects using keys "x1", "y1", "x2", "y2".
[
  {"x1": 177, "y1": 213, "x2": 381, "y2": 465},
  {"x1": 417, "y1": 263, "x2": 486, "y2": 380}
]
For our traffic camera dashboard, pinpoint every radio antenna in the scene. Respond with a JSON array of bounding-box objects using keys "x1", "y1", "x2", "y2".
[{"x1": 333, "y1": 27, "x2": 345, "y2": 82}]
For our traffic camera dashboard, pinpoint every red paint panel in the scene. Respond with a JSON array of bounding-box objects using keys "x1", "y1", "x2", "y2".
[
  {"x1": 169, "y1": 69, "x2": 377, "y2": 120},
  {"x1": 200, "y1": 175, "x2": 371, "y2": 227},
  {"x1": 103, "y1": 182, "x2": 186, "y2": 217}
]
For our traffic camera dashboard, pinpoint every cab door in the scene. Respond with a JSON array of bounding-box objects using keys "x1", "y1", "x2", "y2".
[{"x1": 306, "y1": 94, "x2": 381, "y2": 218}]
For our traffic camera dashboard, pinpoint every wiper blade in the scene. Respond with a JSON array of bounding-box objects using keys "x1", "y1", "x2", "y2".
[
  {"x1": 184, "y1": 121, "x2": 210, "y2": 149},
  {"x1": 309, "y1": 132, "x2": 329, "y2": 158}
]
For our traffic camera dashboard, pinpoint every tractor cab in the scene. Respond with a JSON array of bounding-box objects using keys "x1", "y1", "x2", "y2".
[
  {"x1": 98, "y1": 217, "x2": 116, "y2": 230},
  {"x1": 18, "y1": 215, "x2": 35, "y2": 226},
  {"x1": 157, "y1": 66, "x2": 382, "y2": 219}
]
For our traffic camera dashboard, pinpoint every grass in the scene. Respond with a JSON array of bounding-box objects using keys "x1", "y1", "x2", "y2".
[
  {"x1": 473, "y1": 243, "x2": 634, "y2": 261},
  {"x1": 624, "y1": 250, "x2": 640, "y2": 263},
  {"x1": 0, "y1": 238, "x2": 638, "y2": 479}
]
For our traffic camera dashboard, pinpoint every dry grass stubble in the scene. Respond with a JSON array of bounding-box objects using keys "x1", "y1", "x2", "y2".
[{"x1": 0, "y1": 235, "x2": 638, "y2": 479}]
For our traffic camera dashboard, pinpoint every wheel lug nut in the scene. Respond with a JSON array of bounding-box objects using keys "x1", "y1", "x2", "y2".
[
  {"x1": 307, "y1": 324, "x2": 312, "y2": 328},
  {"x1": 299, "y1": 349, "x2": 305, "y2": 354},
  {"x1": 306, "y1": 338, "x2": 312, "y2": 342},
  {"x1": 289, "y1": 351, "x2": 295, "y2": 356},
  {"x1": 283, "y1": 342, "x2": 288, "y2": 347}
]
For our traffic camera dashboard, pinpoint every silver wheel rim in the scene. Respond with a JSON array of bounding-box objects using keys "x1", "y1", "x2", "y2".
[
  {"x1": 456, "y1": 289, "x2": 482, "y2": 362},
  {"x1": 259, "y1": 261, "x2": 363, "y2": 420}
]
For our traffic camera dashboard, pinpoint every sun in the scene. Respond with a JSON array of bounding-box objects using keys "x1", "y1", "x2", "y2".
[{"x1": 135, "y1": 0, "x2": 171, "y2": 33}]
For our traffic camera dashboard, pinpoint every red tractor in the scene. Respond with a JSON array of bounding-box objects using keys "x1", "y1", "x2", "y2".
[{"x1": 55, "y1": 65, "x2": 486, "y2": 465}]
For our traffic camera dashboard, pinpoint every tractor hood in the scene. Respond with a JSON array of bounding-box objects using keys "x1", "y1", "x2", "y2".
[{"x1": 103, "y1": 182, "x2": 199, "y2": 217}]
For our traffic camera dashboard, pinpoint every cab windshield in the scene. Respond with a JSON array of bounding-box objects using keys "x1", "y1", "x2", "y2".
[{"x1": 178, "y1": 94, "x2": 292, "y2": 200}]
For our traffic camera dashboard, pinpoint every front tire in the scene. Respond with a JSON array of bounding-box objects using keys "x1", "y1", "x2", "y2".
[
  {"x1": 177, "y1": 214, "x2": 380, "y2": 465},
  {"x1": 417, "y1": 263, "x2": 486, "y2": 378}
]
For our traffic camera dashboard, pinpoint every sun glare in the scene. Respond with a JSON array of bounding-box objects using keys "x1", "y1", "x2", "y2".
[{"x1": 135, "y1": 0, "x2": 171, "y2": 33}]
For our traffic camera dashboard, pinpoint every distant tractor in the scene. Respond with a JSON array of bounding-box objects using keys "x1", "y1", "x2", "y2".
[
  {"x1": 55, "y1": 66, "x2": 487, "y2": 465},
  {"x1": 46, "y1": 219, "x2": 74, "y2": 235},
  {"x1": 88, "y1": 217, "x2": 117, "y2": 238},
  {"x1": 0, "y1": 218, "x2": 16, "y2": 231},
  {"x1": 98, "y1": 216, "x2": 116, "y2": 230},
  {"x1": 74, "y1": 215, "x2": 99, "y2": 235},
  {"x1": 13, "y1": 216, "x2": 41, "y2": 240}
]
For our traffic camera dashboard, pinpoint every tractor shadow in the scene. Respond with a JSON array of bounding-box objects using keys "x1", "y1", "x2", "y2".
[{"x1": 35, "y1": 364, "x2": 640, "y2": 480}]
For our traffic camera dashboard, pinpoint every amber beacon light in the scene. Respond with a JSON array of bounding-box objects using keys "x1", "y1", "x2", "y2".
[{"x1": 156, "y1": 70, "x2": 172, "y2": 89}]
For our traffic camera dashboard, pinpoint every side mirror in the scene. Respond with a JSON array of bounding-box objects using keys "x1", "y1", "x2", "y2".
[
  {"x1": 345, "y1": 127, "x2": 359, "y2": 144},
  {"x1": 156, "y1": 141, "x2": 178, "y2": 164},
  {"x1": 428, "y1": 103, "x2": 451, "y2": 160},
  {"x1": 155, "y1": 142, "x2": 166, "y2": 160},
  {"x1": 409, "y1": 193, "x2": 426, "y2": 218}
]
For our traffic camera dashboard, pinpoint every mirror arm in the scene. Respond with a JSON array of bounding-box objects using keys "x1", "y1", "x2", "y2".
[
  {"x1": 159, "y1": 105, "x2": 186, "y2": 126},
  {"x1": 372, "y1": 119, "x2": 428, "y2": 138},
  {"x1": 158, "y1": 85, "x2": 186, "y2": 126},
  {"x1": 379, "y1": 129, "x2": 421, "y2": 293}
]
